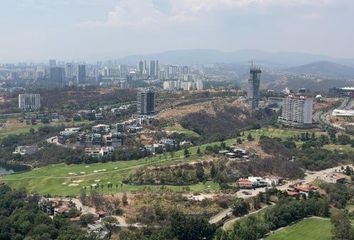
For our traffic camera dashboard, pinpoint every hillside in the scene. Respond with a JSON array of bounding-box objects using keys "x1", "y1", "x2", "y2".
[
  {"x1": 119, "y1": 49, "x2": 354, "y2": 67},
  {"x1": 286, "y1": 61, "x2": 354, "y2": 79}
]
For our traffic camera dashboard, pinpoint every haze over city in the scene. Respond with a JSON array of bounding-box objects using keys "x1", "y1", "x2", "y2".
[
  {"x1": 1, "y1": 0, "x2": 354, "y2": 61},
  {"x1": 1, "y1": 1, "x2": 354, "y2": 240}
]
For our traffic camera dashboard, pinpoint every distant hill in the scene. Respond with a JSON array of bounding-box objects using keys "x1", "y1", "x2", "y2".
[
  {"x1": 285, "y1": 61, "x2": 354, "y2": 79},
  {"x1": 118, "y1": 49, "x2": 354, "y2": 67}
]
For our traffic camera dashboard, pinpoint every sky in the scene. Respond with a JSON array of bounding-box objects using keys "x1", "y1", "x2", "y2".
[{"x1": 0, "y1": 0, "x2": 353, "y2": 62}]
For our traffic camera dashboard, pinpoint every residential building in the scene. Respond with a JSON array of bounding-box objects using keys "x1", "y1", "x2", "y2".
[
  {"x1": 278, "y1": 95, "x2": 313, "y2": 128},
  {"x1": 137, "y1": 89, "x2": 155, "y2": 115},
  {"x1": 18, "y1": 93, "x2": 41, "y2": 110},
  {"x1": 13, "y1": 145, "x2": 39, "y2": 155}
]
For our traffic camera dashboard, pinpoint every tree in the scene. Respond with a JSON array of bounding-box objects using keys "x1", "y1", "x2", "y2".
[
  {"x1": 196, "y1": 165, "x2": 205, "y2": 182},
  {"x1": 231, "y1": 198, "x2": 249, "y2": 217},
  {"x1": 331, "y1": 209, "x2": 354, "y2": 240},
  {"x1": 338, "y1": 134, "x2": 351, "y2": 145},
  {"x1": 197, "y1": 147, "x2": 201, "y2": 155},
  {"x1": 247, "y1": 133, "x2": 254, "y2": 141},
  {"x1": 184, "y1": 148, "x2": 190, "y2": 158},
  {"x1": 122, "y1": 193, "x2": 128, "y2": 206},
  {"x1": 79, "y1": 214, "x2": 96, "y2": 227},
  {"x1": 170, "y1": 211, "x2": 216, "y2": 240},
  {"x1": 210, "y1": 163, "x2": 217, "y2": 179}
]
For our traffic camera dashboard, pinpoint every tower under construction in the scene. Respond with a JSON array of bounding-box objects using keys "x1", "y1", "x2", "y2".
[{"x1": 247, "y1": 65, "x2": 261, "y2": 110}]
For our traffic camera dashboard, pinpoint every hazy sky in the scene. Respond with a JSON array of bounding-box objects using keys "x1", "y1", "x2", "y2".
[{"x1": 0, "y1": 0, "x2": 353, "y2": 61}]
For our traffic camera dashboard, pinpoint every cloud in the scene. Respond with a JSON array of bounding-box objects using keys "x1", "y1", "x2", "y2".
[{"x1": 79, "y1": 0, "x2": 334, "y2": 28}]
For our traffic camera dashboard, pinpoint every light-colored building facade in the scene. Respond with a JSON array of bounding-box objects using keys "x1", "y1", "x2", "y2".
[
  {"x1": 18, "y1": 94, "x2": 41, "y2": 110},
  {"x1": 278, "y1": 95, "x2": 313, "y2": 127}
]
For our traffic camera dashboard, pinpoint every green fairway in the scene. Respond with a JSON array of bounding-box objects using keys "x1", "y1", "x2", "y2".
[
  {"x1": 0, "y1": 125, "x2": 41, "y2": 140},
  {"x1": 0, "y1": 127, "x2": 309, "y2": 196},
  {"x1": 266, "y1": 218, "x2": 332, "y2": 240}
]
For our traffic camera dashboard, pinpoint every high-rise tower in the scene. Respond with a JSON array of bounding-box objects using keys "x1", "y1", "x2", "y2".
[
  {"x1": 77, "y1": 64, "x2": 86, "y2": 84},
  {"x1": 137, "y1": 89, "x2": 156, "y2": 115},
  {"x1": 247, "y1": 65, "x2": 261, "y2": 109}
]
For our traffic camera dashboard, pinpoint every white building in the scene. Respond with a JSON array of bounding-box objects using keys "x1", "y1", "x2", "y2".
[
  {"x1": 332, "y1": 109, "x2": 354, "y2": 117},
  {"x1": 278, "y1": 95, "x2": 313, "y2": 127},
  {"x1": 13, "y1": 145, "x2": 38, "y2": 155},
  {"x1": 18, "y1": 94, "x2": 41, "y2": 110}
]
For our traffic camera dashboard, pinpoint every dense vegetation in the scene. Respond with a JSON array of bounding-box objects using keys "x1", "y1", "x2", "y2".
[
  {"x1": 0, "y1": 184, "x2": 87, "y2": 240},
  {"x1": 259, "y1": 133, "x2": 354, "y2": 171},
  {"x1": 180, "y1": 106, "x2": 275, "y2": 141},
  {"x1": 216, "y1": 195, "x2": 330, "y2": 240}
]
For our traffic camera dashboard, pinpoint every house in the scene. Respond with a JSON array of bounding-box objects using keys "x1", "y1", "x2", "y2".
[
  {"x1": 85, "y1": 147, "x2": 114, "y2": 157},
  {"x1": 264, "y1": 176, "x2": 281, "y2": 187},
  {"x1": 87, "y1": 223, "x2": 109, "y2": 240},
  {"x1": 54, "y1": 205, "x2": 70, "y2": 216},
  {"x1": 92, "y1": 124, "x2": 110, "y2": 133},
  {"x1": 13, "y1": 145, "x2": 38, "y2": 155},
  {"x1": 236, "y1": 178, "x2": 254, "y2": 189},
  {"x1": 180, "y1": 141, "x2": 193, "y2": 148},
  {"x1": 248, "y1": 177, "x2": 267, "y2": 187},
  {"x1": 79, "y1": 133, "x2": 102, "y2": 147},
  {"x1": 159, "y1": 138, "x2": 176, "y2": 146},
  {"x1": 294, "y1": 184, "x2": 317, "y2": 196},
  {"x1": 219, "y1": 150, "x2": 230, "y2": 155},
  {"x1": 320, "y1": 172, "x2": 347, "y2": 184}
]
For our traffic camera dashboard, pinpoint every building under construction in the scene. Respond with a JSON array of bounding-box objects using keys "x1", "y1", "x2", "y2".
[{"x1": 247, "y1": 65, "x2": 262, "y2": 110}]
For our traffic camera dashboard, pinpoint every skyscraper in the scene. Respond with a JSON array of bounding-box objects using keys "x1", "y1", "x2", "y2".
[
  {"x1": 65, "y1": 63, "x2": 74, "y2": 81},
  {"x1": 138, "y1": 60, "x2": 144, "y2": 75},
  {"x1": 137, "y1": 89, "x2": 156, "y2": 115},
  {"x1": 149, "y1": 60, "x2": 156, "y2": 78},
  {"x1": 77, "y1": 64, "x2": 86, "y2": 84},
  {"x1": 50, "y1": 67, "x2": 65, "y2": 88},
  {"x1": 247, "y1": 65, "x2": 261, "y2": 109}
]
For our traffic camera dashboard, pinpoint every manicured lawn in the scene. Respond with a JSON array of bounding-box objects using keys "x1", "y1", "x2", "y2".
[
  {"x1": 266, "y1": 218, "x2": 332, "y2": 240},
  {"x1": 164, "y1": 124, "x2": 200, "y2": 138}
]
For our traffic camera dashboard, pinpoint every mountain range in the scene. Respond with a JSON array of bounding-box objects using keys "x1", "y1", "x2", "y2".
[
  {"x1": 285, "y1": 61, "x2": 354, "y2": 79},
  {"x1": 118, "y1": 49, "x2": 354, "y2": 68}
]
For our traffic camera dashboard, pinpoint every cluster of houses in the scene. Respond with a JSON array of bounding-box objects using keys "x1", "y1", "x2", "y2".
[
  {"x1": 236, "y1": 176, "x2": 281, "y2": 189},
  {"x1": 38, "y1": 197, "x2": 110, "y2": 239},
  {"x1": 56, "y1": 115, "x2": 158, "y2": 158},
  {"x1": 286, "y1": 183, "x2": 318, "y2": 197},
  {"x1": 38, "y1": 197, "x2": 78, "y2": 216},
  {"x1": 219, "y1": 148, "x2": 251, "y2": 161}
]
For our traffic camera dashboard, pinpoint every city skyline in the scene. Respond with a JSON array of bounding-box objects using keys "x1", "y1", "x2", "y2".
[{"x1": 1, "y1": 0, "x2": 354, "y2": 62}]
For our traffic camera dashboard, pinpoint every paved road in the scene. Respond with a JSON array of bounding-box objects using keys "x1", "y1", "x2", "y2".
[
  {"x1": 314, "y1": 97, "x2": 352, "y2": 131},
  {"x1": 209, "y1": 164, "x2": 353, "y2": 226}
]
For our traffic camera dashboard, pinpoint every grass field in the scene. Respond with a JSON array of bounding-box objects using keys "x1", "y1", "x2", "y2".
[
  {"x1": 266, "y1": 218, "x2": 332, "y2": 240},
  {"x1": 0, "y1": 120, "x2": 91, "y2": 140},
  {"x1": 164, "y1": 124, "x2": 200, "y2": 138},
  {"x1": 0, "y1": 127, "x2": 313, "y2": 196},
  {"x1": 0, "y1": 125, "x2": 41, "y2": 140}
]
